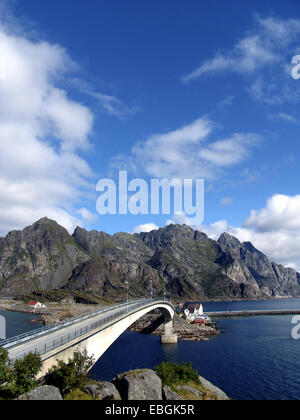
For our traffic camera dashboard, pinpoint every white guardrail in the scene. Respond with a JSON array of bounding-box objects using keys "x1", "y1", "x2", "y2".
[{"x1": 0, "y1": 298, "x2": 173, "y2": 358}]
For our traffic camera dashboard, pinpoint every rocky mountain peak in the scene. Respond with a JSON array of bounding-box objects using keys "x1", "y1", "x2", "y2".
[
  {"x1": 0, "y1": 218, "x2": 300, "y2": 300},
  {"x1": 218, "y1": 232, "x2": 241, "y2": 249},
  {"x1": 138, "y1": 224, "x2": 194, "y2": 250},
  {"x1": 242, "y1": 241, "x2": 262, "y2": 254},
  {"x1": 31, "y1": 217, "x2": 64, "y2": 230}
]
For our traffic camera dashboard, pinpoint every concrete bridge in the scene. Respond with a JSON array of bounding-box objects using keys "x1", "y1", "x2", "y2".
[{"x1": 1, "y1": 299, "x2": 177, "y2": 377}]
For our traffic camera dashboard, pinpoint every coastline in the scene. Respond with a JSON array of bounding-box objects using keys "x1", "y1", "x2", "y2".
[
  {"x1": 129, "y1": 313, "x2": 219, "y2": 341},
  {"x1": 1, "y1": 294, "x2": 299, "y2": 329},
  {"x1": 0, "y1": 299, "x2": 104, "y2": 326}
]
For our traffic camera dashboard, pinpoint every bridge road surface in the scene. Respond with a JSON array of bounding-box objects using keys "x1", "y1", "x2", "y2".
[{"x1": 5, "y1": 300, "x2": 149, "y2": 362}]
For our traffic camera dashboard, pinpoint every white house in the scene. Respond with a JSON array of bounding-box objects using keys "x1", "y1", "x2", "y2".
[{"x1": 28, "y1": 301, "x2": 46, "y2": 309}]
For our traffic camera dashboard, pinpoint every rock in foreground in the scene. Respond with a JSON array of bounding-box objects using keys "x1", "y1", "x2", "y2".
[
  {"x1": 113, "y1": 369, "x2": 163, "y2": 400},
  {"x1": 198, "y1": 375, "x2": 229, "y2": 401},
  {"x1": 84, "y1": 382, "x2": 121, "y2": 400},
  {"x1": 17, "y1": 385, "x2": 63, "y2": 400},
  {"x1": 163, "y1": 386, "x2": 183, "y2": 400}
]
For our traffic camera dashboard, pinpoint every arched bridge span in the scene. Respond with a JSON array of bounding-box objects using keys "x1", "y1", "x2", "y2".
[{"x1": 1, "y1": 299, "x2": 177, "y2": 377}]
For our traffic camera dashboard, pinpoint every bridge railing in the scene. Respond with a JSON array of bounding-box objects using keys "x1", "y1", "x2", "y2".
[
  {"x1": 1, "y1": 298, "x2": 173, "y2": 356},
  {"x1": 0, "y1": 298, "x2": 148, "y2": 349}
]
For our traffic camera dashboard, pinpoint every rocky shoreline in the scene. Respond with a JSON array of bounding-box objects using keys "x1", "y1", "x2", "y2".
[
  {"x1": 129, "y1": 313, "x2": 219, "y2": 341},
  {"x1": 0, "y1": 299, "x2": 104, "y2": 326},
  {"x1": 16, "y1": 368, "x2": 230, "y2": 401},
  {"x1": 0, "y1": 298, "x2": 219, "y2": 341}
]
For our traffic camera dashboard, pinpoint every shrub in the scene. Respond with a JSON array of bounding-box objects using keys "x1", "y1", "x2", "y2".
[
  {"x1": 0, "y1": 347, "x2": 12, "y2": 386},
  {"x1": 10, "y1": 353, "x2": 42, "y2": 397},
  {"x1": 154, "y1": 361, "x2": 200, "y2": 387},
  {"x1": 44, "y1": 349, "x2": 95, "y2": 395}
]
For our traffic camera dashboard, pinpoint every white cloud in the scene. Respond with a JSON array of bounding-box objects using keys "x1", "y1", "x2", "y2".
[
  {"x1": 269, "y1": 112, "x2": 297, "y2": 124},
  {"x1": 130, "y1": 117, "x2": 215, "y2": 179},
  {"x1": 0, "y1": 22, "x2": 97, "y2": 235},
  {"x1": 77, "y1": 208, "x2": 98, "y2": 223},
  {"x1": 220, "y1": 197, "x2": 233, "y2": 206},
  {"x1": 200, "y1": 194, "x2": 300, "y2": 271},
  {"x1": 183, "y1": 29, "x2": 279, "y2": 83},
  {"x1": 198, "y1": 133, "x2": 260, "y2": 168},
  {"x1": 71, "y1": 78, "x2": 141, "y2": 120},
  {"x1": 183, "y1": 15, "x2": 300, "y2": 104},
  {"x1": 218, "y1": 95, "x2": 234, "y2": 107},
  {"x1": 134, "y1": 223, "x2": 159, "y2": 234},
  {"x1": 114, "y1": 117, "x2": 261, "y2": 181},
  {"x1": 166, "y1": 212, "x2": 192, "y2": 226}
]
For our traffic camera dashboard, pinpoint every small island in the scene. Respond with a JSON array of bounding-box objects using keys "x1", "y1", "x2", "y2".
[{"x1": 130, "y1": 312, "x2": 218, "y2": 341}]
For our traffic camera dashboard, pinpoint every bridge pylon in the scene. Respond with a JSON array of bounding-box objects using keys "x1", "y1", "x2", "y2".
[{"x1": 161, "y1": 318, "x2": 178, "y2": 344}]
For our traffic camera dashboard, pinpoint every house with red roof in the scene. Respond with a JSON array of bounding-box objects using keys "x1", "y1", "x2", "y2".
[{"x1": 28, "y1": 301, "x2": 45, "y2": 309}]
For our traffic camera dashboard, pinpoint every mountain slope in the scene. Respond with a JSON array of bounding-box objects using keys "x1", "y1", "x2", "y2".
[
  {"x1": 0, "y1": 218, "x2": 299, "y2": 300},
  {"x1": 0, "y1": 218, "x2": 90, "y2": 295},
  {"x1": 218, "y1": 232, "x2": 300, "y2": 298}
]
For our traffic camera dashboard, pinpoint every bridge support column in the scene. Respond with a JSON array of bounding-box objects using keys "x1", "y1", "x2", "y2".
[{"x1": 161, "y1": 319, "x2": 177, "y2": 344}]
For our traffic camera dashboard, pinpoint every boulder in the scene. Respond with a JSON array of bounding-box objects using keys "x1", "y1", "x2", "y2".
[
  {"x1": 113, "y1": 369, "x2": 163, "y2": 400},
  {"x1": 163, "y1": 386, "x2": 183, "y2": 400},
  {"x1": 84, "y1": 382, "x2": 121, "y2": 400},
  {"x1": 176, "y1": 385, "x2": 203, "y2": 399},
  {"x1": 17, "y1": 386, "x2": 63, "y2": 400},
  {"x1": 198, "y1": 376, "x2": 229, "y2": 400}
]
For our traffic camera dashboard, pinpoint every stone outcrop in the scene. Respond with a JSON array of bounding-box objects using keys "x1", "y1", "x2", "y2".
[
  {"x1": 16, "y1": 385, "x2": 63, "y2": 400},
  {"x1": 1, "y1": 218, "x2": 299, "y2": 300},
  {"x1": 84, "y1": 382, "x2": 121, "y2": 400},
  {"x1": 176, "y1": 385, "x2": 203, "y2": 399},
  {"x1": 14, "y1": 371, "x2": 229, "y2": 401},
  {"x1": 163, "y1": 386, "x2": 183, "y2": 400},
  {"x1": 113, "y1": 369, "x2": 163, "y2": 400},
  {"x1": 198, "y1": 375, "x2": 229, "y2": 401}
]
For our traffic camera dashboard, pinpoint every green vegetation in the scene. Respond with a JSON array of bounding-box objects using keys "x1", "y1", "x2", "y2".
[
  {"x1": 155, "y1": 361, "x2": 223, "y2": 400},
  {"x1": 18, "y1": 289, "x2": 104, "y2": 304},
  {"x1": 11, "y1": 353, "x2": 42, "y2": 396},
  {"x1": 0, "y1": 348, "x2": 42, "y2": 399},
  {"x1": 63, "y1": 389, "x2": 96, "y2": 400},
  {"x1": 44, "y1": 349, "x2": 95, "y2": 396},
  {"x1": 0, "y1": 347, "x2": 94, "y2": 400},
  {"x1": 0, "y1": 348, "x2": 11, "y2": 386},
  {"x1": 154, "y1": 361, "x2": 201, "y2": 388}
]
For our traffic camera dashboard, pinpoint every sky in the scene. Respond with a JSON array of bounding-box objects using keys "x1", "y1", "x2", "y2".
[{"x1": 1, "y1": 0, "x2": 300, "y2": 269}]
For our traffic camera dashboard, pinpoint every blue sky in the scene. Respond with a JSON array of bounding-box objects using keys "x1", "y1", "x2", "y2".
[{"x1": 1, "y1": 0, "x2": 300, "y2": 268}]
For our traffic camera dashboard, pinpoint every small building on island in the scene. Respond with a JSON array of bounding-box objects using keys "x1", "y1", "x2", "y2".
[
  {"x1": 28, "y1": 301, "x2": 46, "y2": 309},
  {"x1": 183, "y1": 303, "x2": 211, "y2": 325}
]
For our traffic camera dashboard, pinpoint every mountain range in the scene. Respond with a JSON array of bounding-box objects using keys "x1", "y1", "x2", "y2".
[{"x1": 0, "y1": 217, "x2": 299, "y2": 301}]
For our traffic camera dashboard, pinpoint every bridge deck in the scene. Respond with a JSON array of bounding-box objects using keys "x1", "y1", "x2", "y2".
[{"x1": 1, "y1": 299, "x2": 173, "y2": 362}]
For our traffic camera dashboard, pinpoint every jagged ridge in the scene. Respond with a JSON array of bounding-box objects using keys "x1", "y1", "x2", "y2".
[{"x1": 0, "y1": 218, "x2": 299, "y2": 300}]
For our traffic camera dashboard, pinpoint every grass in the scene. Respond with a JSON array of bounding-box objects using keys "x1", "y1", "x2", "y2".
[
  {"x1": 174, "y1": 381, "x2": 219, "y2": 401},
  {"x1": 63, "y1": 389, "x2": 98, "y2": 400},
  {"x1": 154, "y1": 362, "x2": 225, "y2": 401},
  {"x1": 154, "y1": 362, "x2": 201, "y2": 388}
]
